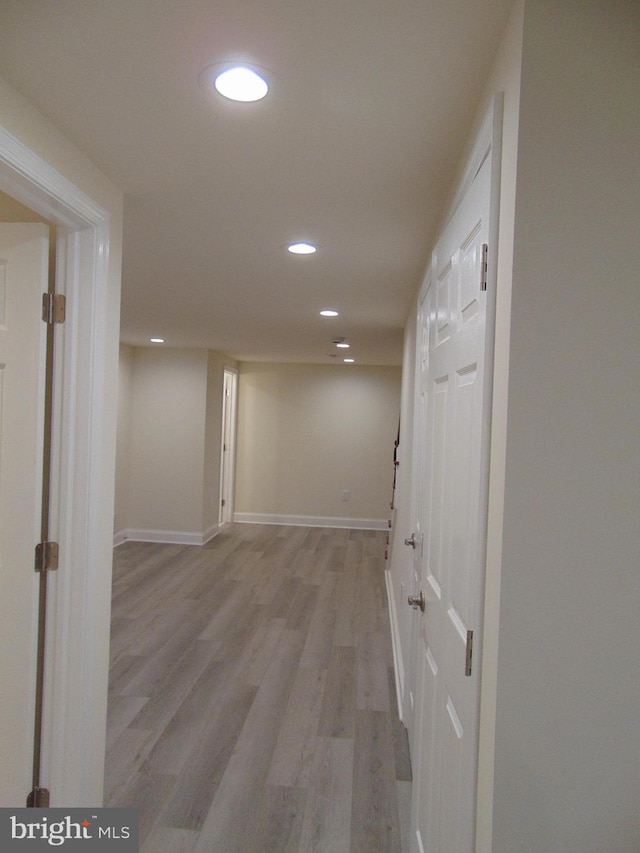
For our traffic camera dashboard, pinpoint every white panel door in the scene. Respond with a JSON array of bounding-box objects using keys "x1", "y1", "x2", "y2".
[
  {"x1": 0, "y1": 223, "x2": 48, "y2": 805},
  {"x1": 410, "y1": 114, "x2": 498, "y2": 852}
]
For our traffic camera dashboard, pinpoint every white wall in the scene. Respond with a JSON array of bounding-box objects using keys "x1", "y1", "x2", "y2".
[
  {"x1": 115, "y1": 346, "x2": 237, "y2": 543},
  {"x1": 491, "y1": 2, "x2": 640, "y2": 850},
  {"x1": 117, "y1": 356, "x2": 401, "y2": 534},
  {"x1": 235, "y1": 362, "x2": 401, "y2": 526},
  {"x1": 114, "y1": 343, "x2": 134, "y2": 538},
  {"x1": 124, "y1": 347, "x2": 208, "y2": 538}
]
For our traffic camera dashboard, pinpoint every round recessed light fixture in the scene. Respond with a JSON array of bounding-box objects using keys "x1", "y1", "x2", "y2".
[
  {"x1": 150, "y1": 337, "x2": 165, "y2": 343},
  {"x1": 213, "y1": 66, "x2": 269, "y2": 102},
  {"x1": 320, "y1": 309, "x2": 339, "y2": 317},
  {"x1": 200, "y1": 63, "x2": 270, "y2": 102},
  {"x1": 336, "y1": 342, "x2": 350, "y2": 349},
  {"x1": 343, "y1": 358, "x2": 355, "y2": 363},
  {"x1": 288, "y1": 242, "x2": 317, "y2": 255}
]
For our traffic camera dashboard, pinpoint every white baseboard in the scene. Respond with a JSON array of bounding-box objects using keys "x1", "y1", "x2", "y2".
[
  {"x1": 385, "y1": 568, "x2": 405, "y2": 724},
  {"x1": 114, "y1": 525, "x2": 220, "y2": 547},
  {"x1": 232, "y1": 512, "x2": 388, "y2": 531},
  {"x1": 201, "y1": 523, "x2": 219, "y2": 545},
  {"x1": 113, "y1": 530, "x2": 127, "y2": 548}
]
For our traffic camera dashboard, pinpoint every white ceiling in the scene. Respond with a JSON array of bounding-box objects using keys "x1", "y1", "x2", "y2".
[{"x1": 0, "y1": 0, "x2": 512, "y2": 364}]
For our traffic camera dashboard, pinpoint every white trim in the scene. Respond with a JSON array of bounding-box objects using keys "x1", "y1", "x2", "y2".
[
  {"x1": 402, "y1": 95, "x2": 504, "y2": 848},
  {"x1": 0, "y1": 126, "x2": 114, "y2": 806},
  {"x1": 233, "y1": 512, "x2": 388, "y2": 531},
  {"x1": 113, "y1": 530, "x2": 127, "y2": 548},
  {"x1": 385, "y1": 569, "x2": 405, "y2": 723},
  {"x1": 115, "y1": 525, "x2": 220, "y2": 547},
  {"x1": 445, "y1": 98, "x2": 498, "y2": 225},
  {"x1": 218, "y1": 369, "x2": 238, "y2": 526},
  {"x1": 0, "y1": 127, "x2": 108, "y2": 228},
  {"x1": 201, "y1": 523, "x2": 220, "y2": 545}
]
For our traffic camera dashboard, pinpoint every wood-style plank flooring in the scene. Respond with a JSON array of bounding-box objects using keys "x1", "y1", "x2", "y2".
[{"x1": 105, "y1": 524, "x2": 412, "y2": 852}]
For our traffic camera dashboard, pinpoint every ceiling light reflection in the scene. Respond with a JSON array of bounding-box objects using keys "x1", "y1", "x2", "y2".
[
  {"x1": 288, "y1": 242, "x2": 317, "y2": 254},
  {"x1": 214, "y1": 66, "x2": 269, "y2": 102}
]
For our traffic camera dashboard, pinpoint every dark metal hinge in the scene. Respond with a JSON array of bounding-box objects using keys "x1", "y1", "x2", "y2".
[
  {"x1": 465, "y1": 629, "x2": 474, "y2": 676},
  {"x1": 480, "y1": 244, "x2": 488, "y2": 292},
  {"x1": 35, "y1": 541, "x2": 59, "y2": 573},
  {"x1": 42, "y1": 292, "x2": 66, "y2": 324}
]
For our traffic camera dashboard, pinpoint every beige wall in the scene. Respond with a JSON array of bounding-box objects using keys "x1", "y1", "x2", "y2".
[
  {"x1": 116, "y1": 354, "x2": 400, "y2": 537},
  {"x1": 115, "y1": 346, "x2": 237, "y2": 541},
  {"x1": 124, "y1": 347, "x2": 209, "y2": 535},
  {"x1": 235, "y1": 362, "x2": 401, "y2": 525},
  {"x1": 491, "y1": 2, "x2": 639, "y2": 850},
  {"x1": 114, "y1": 343, "x2": 134, "y2": 534}
]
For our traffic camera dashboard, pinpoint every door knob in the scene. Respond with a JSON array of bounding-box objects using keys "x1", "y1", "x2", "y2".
[
  {"x1": 404, "y1": 533, "x2": 416, "y2": 549},
  {"x1": 408, "y1": 591, "x2": 426, "y2": 612}
]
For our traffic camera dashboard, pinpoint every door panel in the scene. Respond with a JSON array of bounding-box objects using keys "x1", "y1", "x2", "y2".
[
  {"x1": 410, "y1": 115, "x2": 498, "y2": 850},
  {"x1": 413, "y1": 641, "x2": 440, "y2": 853},
  {"x1": 426, "y1": 374, "x2": 447, "y2": 599},
  {"x1": 0, "y1": 223, "x2": 48, "y2": 805},
  {"x1": 406, "y1": 279, "x2": 431, "y2": 751}
]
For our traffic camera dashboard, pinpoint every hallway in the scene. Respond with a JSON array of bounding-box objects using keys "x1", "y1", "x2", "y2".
[{"x1": 105, "y1": 524, "x2": 412, "y2": 852}]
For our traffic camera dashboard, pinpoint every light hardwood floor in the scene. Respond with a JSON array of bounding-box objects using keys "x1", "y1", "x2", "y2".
[{"x1": 105, "y1": 524, "x2": 412, "y2": 852}]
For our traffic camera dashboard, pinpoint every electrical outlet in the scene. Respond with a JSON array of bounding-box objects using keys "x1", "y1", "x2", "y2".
[{"x1": 341, "y1": 489, "x2": 350, "y2": 501}]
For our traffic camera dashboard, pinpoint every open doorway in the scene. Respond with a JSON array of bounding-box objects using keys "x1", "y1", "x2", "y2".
[
  {"x1": 218, "y1": 369, "x2": 237, "y2": 526},
  {"x1": 0, "y1": 126, "x2": 116, "y2": 806}
]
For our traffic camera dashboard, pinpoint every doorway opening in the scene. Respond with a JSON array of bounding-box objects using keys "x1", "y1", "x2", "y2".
[
  {"x1": 0, "y1": 126, "x2": 114, "y2": 806},
  {"x1": 219, "y1": 369, "x2": 238, "y2": 526}
]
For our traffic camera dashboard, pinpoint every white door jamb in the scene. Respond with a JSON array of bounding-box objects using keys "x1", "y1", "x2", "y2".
[{"x1": 0, "y1": 126, "x2": 115, "y2": 806}]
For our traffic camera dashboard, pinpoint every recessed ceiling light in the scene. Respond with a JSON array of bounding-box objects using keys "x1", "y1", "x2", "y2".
[
  {"x1": 213, "y1": 66, "x2": 269, "y2": 102},
  {"x1": 336, "y1": 342, "x2": 350, "y2": 349},
  {"x1": 150, "y1": 338, "x2": 164, "y2": 343},
  {"x1": 288, "y1": 242, "x2": 317, "y2": 255},
  {"x1": 320, "y1": 309, "x2": 339, "y2": 317},
  {"x1": 344, "y1": 358, "x2": 355, "y2": 363}
]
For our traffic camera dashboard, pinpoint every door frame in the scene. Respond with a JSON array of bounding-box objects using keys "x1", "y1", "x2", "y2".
[
  {"x1": 403, "y1": 272, "x2": 431, "y2": 743},
  {"x1": 406, "y1": 95, "x2": 503, "y2": 850},
  {"x1": 219, "y1": 368, "x2": 238, "y2": 525},
  {"x1": 0, "y1": 126, "x2": 114, "y2": 805}
]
